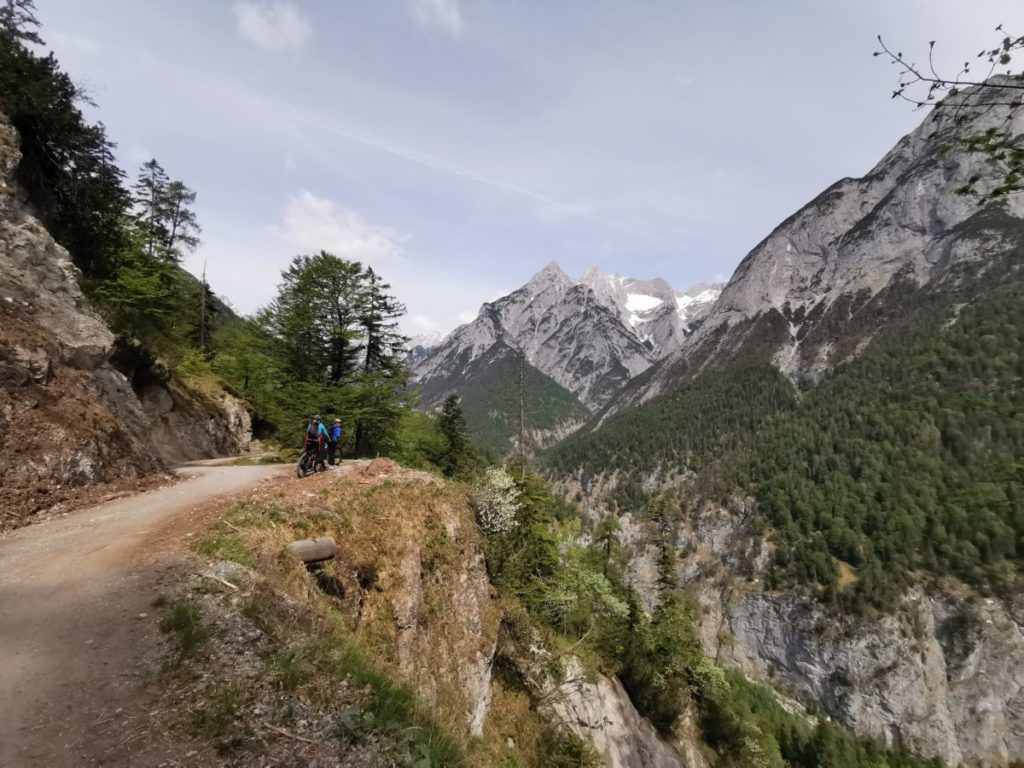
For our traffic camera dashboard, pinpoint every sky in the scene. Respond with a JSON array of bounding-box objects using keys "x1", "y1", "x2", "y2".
[{"x1": 32, "y1": 0, "x2": 1024, "y2": 337}]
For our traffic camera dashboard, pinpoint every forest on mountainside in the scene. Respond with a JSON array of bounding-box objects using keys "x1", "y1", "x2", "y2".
[
  {"x1": 420, "y1": 342, "x2": 589, "y2": 457},
  {"x1": 545, "y1": 254, "x2": 1024, "y2": 610},
  {"x1": 476, "y1": 470, "x2": 942, "y2": 768}
]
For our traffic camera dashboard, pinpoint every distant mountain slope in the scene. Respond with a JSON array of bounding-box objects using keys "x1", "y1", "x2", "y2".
[
  {"x1": 406, "y1": 330, "x2": 445, "y2": 366},
  {"x1": 540, "y1": 80, "x2": 1024, "y2": 767},
  {"x1": 418, "y1": 340, "x2": 588, "y2": 456},
  {"x1": 414, "y1": 262, "x2": 721, "y2": 412},
  {"x1": 411, "y1": 262, "x2": 720, "y2": 453}
]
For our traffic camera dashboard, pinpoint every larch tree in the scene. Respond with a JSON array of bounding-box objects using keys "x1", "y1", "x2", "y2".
[
  {"x1": 132, "y1": 159, "x2": 170, "y2": 259},
  {"x1": 0, "y1": 0, "x2": 41, "y2": 44}
]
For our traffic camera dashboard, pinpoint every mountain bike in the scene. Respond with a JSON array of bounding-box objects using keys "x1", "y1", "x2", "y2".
[{"x1": 296, "y1": 436, "x2": 327, "y2": 477}]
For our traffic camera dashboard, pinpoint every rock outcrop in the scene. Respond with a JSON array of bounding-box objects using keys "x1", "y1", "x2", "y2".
[
  {"x1": 0, "y1": 112, "x2": 250, "y2": 527},
  {"x1": 501, "y1": 627, "x2": 698, "y2": 768},
  {"x1": 546, "y1": 658, "x2": 698, "y2": 768}
]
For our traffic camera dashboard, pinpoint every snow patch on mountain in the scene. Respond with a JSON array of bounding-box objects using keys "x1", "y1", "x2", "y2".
[{"x1": 624, "y1": 293, "x2": 664, "y2": 313}]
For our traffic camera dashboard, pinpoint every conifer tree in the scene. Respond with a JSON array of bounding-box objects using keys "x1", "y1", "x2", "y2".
[
  {"x1": 132, "y1": 159, "x2": 170, "y2": 259},
  {"x1": 0, "y1": 0, "x2": 41, "y2": 44},
  {"x1": 131, "y1": 161, "x2": 200, "y2": 263},
  {"x1": 437, "y1": 394, "x2": 471, "y2": 478},
  {"x1": 360, "y1": 266, "x2": 408, "y2": 375},
  {"x1": 162, "y1": 180, "x2": 201, "y2": 258}
]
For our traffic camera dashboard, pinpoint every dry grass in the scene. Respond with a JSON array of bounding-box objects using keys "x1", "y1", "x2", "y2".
[
  {"x1": 836, "y1": 558, "x2": 860, "y2": 592},
  {"x1": 189, "y1": 463, "x2": 499, "y2": 753}
]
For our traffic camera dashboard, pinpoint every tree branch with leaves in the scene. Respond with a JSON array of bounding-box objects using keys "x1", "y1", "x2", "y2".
[{"x1": 876, "y1": 24, "x2": 1024, "y2": 200}]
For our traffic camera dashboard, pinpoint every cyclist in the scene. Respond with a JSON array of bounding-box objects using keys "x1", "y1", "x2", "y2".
[
  {"x1": 327, "y1": 418, "x2": 342, "y2": 466},
  {"x1": 305, "y1": 415, "x2": 330, "y2": 468}
]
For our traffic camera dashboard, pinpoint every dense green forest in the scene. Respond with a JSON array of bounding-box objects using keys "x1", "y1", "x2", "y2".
[{"x1": 545, "y1": 257, "x2": 1024, "y2": 609}]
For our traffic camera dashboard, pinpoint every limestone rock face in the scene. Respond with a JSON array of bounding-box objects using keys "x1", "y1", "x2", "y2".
[
  {"x1": 503, "y1": 634, "x2": 697, "y2": 768},
  {"x1": 547, "y1": 658, "x2": 697, "y2": 768},
  {"x1": 623, "y1": 79, "x2": 1024, "y2": 410},
  {"x1": 673, "y1": 500, "x2": 1024, "y2": 767},
  {"x1": 141, "y1": 383, "x2": 252, "y2": 464}
]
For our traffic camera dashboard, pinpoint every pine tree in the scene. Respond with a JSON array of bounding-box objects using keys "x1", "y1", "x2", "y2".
[
  {"x1": 437, "y1": 394, "x2": 471, "y2": 478},
  {"x1": 360, "y1": 266, "x2": 408, "y2": 375}
]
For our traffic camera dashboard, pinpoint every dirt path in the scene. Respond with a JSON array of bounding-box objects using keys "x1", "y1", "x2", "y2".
[{"x1": 0, "y1": 463, "x2": 285, "y2": 767}]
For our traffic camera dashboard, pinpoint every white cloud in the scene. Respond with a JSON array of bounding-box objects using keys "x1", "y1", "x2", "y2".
[
  {"x1": 409, "y1": 0, "x2": 464, "y2": 38},
  {"x1": 408, "y1": 314, "x2": 440, "y2": 333},
  {"x1": 233, "y1": 1, "x2": 312, "y2": 52},
  {"x1": 457, "y1": 309, "x2": 477, "y2": 323},
  {"x1": 277, "y1": 191, "x2": 403, "y2": 264}
]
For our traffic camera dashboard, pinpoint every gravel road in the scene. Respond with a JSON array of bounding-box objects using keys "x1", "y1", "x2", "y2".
[{"x1": 0, "y1": 463, "x2": 283, "y2": 767}]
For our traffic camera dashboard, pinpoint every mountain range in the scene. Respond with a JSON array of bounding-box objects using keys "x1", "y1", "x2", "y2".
[{"x1": 411, "y1": 265, "x2": 721, "y2": 452}]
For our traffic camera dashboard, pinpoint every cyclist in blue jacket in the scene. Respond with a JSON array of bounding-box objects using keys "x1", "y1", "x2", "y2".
[{"x1": 328, "y1": 418, "x2": 342, "y2": 466}]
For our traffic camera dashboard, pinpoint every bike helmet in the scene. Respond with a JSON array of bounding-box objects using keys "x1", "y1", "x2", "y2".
[{"x1": 312, "y1": 414, "x2": 321, "y2": 422}]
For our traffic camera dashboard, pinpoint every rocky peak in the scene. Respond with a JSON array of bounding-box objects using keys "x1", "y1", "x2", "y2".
[
  {"x1": 414, "y1": 261, "x2": 722, "y2": 410},
  {"x1": 523, "y1": 260, "x2": 573, "y2": 294}
]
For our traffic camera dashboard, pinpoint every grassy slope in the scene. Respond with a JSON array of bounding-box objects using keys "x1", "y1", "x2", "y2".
[{"x1": 176, "y1": 464, "x2": 591, "y2": 767}]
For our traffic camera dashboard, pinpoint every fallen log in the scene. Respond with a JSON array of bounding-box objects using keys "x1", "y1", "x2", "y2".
[{"x1": 286, "y1": 536, "x2": 337, "y2": 564}]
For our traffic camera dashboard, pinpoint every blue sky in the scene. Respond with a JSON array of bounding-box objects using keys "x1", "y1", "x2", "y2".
[{"x1": 33, "y1": 0, "x2": 1024, "y2": 336}]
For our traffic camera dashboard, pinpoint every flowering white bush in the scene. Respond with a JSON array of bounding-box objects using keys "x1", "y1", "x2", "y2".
[{"x1": 472, "y1": 467, "x2": 522, "y2": 535}]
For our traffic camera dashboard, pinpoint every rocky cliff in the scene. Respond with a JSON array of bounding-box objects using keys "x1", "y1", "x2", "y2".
[
  {"x1": 0, "y1": 112, "x2": 250, "y2": 528},
  {"x1": 179, "y1": 460, "x2": 701, "y2": 767},
  {"x1": 675, "y1": 500, "x2": 1024, "y2": 767},
  {"x1": 623, "y1": 80, "x2": 1024, "y2": 410}
]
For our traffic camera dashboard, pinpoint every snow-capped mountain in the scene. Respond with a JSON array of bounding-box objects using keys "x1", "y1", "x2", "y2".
[
  {"x1": 413, "y1": 263, "x2": 722, "y2": 410},
  {"x1": 579, "y1": 268, "x2": 720, "y2": 356},
  {"x1": 406, "y1": 330, "x2": 446, "y2": 365}
]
